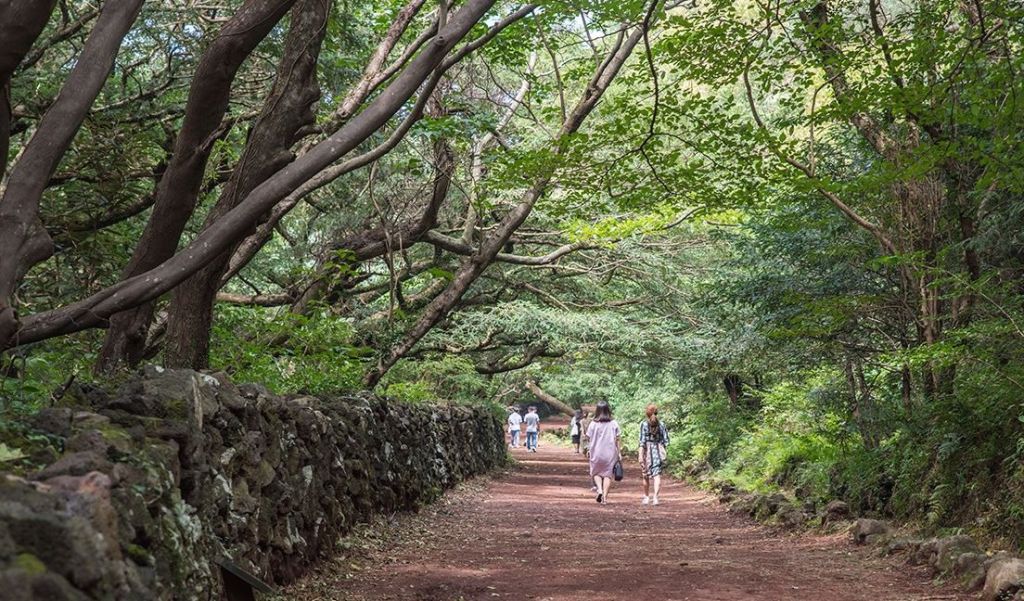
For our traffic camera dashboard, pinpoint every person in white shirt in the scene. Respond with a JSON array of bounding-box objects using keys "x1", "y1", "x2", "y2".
[
  {"x1": 523, "y1": 406, "x2": 541, "y2": 452},
  {"x1": 507, "y1": 407, "x2": 523, "y2": 448},
  {"x1": 570, "y1": 409, "x2": 583, "y2": 454}
]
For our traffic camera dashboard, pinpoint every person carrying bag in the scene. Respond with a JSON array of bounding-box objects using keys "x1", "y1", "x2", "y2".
[{"x1": 586, "y1": 400, "x2": 621, "y2": 504}]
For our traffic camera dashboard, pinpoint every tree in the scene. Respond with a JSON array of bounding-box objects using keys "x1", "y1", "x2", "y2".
[{"x1": 0, "y1": 0, "x2": 510, "y2": 351}]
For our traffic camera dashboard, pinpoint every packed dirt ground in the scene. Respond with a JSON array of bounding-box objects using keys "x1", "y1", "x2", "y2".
[{"x1": 283, "y1": 427, "x2": 969, "y2": 601}]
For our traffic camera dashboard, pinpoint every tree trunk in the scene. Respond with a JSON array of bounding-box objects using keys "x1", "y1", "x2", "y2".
[
  {"x1": 95, "y1": 0, "x2": 297, "y2": 373},
  {"x1": 901, "y1": 363, "x2": 913, "y2": 412},
  {"x1": 723, "y1": 374, "x2": 742, "y2": 407},
  {"x1": 853, "y1": 360, "x2": 878, "y2": 449},
  {"x1": 3, "y1": 0, "x2": 498, "y2": 351},
  {"x1": 0, "y1": 0, "x2": 143, "y2": 349},
  {"x1": 0, "y1": 0, "x2": 58, "y2": 177},
  {"x1": 162, "y1": 0, "x2": 329, "y2": 370},
  {"x1": 525, "y1": 381, "x2": 574, "y2": 416}
]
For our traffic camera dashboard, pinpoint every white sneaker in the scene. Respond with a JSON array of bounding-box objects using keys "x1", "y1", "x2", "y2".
[
  {"x1": 642, "y1": 496, "x2": 650, "y2": 505},
  {"x1": 652, "y1": 497, "x2": 660, "y2": 506}
]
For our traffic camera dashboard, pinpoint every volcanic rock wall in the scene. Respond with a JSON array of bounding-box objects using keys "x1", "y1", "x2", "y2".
[{"x1": 0, "y1": 367, "x2": 505, "y2": 600}]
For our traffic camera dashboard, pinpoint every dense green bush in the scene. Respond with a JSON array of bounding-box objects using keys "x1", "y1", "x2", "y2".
[{"x1": 210, "y1": 305, "x2": 366, "y2": 395}]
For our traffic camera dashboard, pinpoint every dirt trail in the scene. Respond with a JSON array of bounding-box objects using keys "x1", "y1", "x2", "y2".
[{"x1": 285, "y1": 423, "x2": 969, "y2": 601}]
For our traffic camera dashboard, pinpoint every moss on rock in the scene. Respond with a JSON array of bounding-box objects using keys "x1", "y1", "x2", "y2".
[
  {"x1": 1, "y1": 367, "x2": 504, "y2": 600},
  {"x1": 13, "y1": 552, "x2": 46, "y2": 575}
]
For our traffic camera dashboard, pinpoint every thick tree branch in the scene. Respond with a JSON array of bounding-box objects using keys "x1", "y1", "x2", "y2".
[
  {"x1": 0, "y1": 0, "x2": 143, "y2": 347},
  {"x1": 365, "y1": 11, "x2": 653, "y2": 388},
  {"x1": 220, "y1": 5, "x2": 536, "y2": 284},
  {"x1": 215, "y1": 292, "x2": 294, "y2": 307},
  {"x1": 524, "y1": 380, "x2": 574, "y2": 415},
  {"x1": 4, "y1": 0, "x2": 499, "y2": 350},
  {"x1": 96, "y1": 0, "x2": 298, "y2": 372},
  {"x1": 476, "y1": 346, "x2": 565, "y2": 375},
  {"x1": 313, "y1": 0, "x2": 429, "y2": 137}
]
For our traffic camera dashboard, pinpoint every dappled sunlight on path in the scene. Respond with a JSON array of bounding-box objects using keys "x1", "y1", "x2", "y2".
[{"x1": 285, "y1": 427, "x2": 969, "y2": 601}]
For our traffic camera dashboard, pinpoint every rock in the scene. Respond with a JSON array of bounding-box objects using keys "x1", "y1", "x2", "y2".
[
  {"x1": 753, "y1": 493, "x2": 789, "y2": 519},
  {"x1": 28, "y1": 408, "x2": 74, "y2": 438},
  {"x1": 32, "y1": 451, "x2": 112, "y2": 481},
  {"x1": 729, "y1": 494, "x2": 758, "y2": 515},
  {"x1": 931, "y1": 534, "x2": 981, "y2": 575},
  {"x1": 777, "y1": 506, "x2": 807, "y2": 529},
  {"x1": 0, "y1": 496, "x2": 105, "y2": 591},
  {"x1": 71, "y1": 412, "x2": 110, "y2": 430},
  {"x1": 1, "y1": 368, "x2": 507, "y2": 600},
  {"x1": 882, "y1": 536, "x2": 923, "y2": 557},
  {"x1": 65, "y1": 427, "x2": 134, "y2": 460},
  {"x1": 0, "y1": 522, "x2": 14, "y2": 559},
  {"x1": 850, "y1": 518, "x2": 892, "y2": 545},
  {"x1": 953, "y1": 552, "x2": 989, "y2": 586},
  {"x1": 0, "y1": 568, "x2": 33, "y2": 600},
  {"x1": 982, "y1": 558, "x2": 1024, "y2": 601},
  {"x1": 715, "y1": 480, "x2": 737, "y2": 494},
  {"x1": 823, "y1": 500, "x2": 849, "y2": 523},
  {"x1": 910, "y1": 538, "x2": 938, "y2": 565}
]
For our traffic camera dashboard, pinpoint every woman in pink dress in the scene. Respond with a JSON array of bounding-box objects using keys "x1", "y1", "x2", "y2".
[{"x1": 586, "y1": 400, "x2": 621, "y2": 504}]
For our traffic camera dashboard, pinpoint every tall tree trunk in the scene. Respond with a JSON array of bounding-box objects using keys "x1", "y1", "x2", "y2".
[
  {"x1": 853, "y1": 360, "x2": 878, "y2": 449},
  {"x1": 4, "y1": 0, "x2": 498, "y2": 351},
  {"x1": 95, "y1": 0, "x2": 297, "y2": 374},
  {"x1": 723, "y1": 374, "x2": 742, "y2": 407},
  {"x1": 0, "y1": 0, "x2": 143, "y2": 349},
  {"x1": 162, "y1": 0, "x2": 330, "y2": 370},
  {"x1": 901, "y1": 363, "x2": 913, "y2": 412},
  {"x1": 0, "y1": 0, "x2": 59, "y2": 178}
]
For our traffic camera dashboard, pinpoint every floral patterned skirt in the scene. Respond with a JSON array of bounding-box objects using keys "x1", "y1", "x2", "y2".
[{"x1": 641, "y1": 441, "x2": 665, "y2": 478}]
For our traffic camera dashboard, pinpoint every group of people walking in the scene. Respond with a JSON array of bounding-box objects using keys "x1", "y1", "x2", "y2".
[
  {"x1": 507, "y1": 401, "x2": 669, "y2": 505},
  {"x1": 506, "y1": 405, "x2": 541, "y2": 452}
]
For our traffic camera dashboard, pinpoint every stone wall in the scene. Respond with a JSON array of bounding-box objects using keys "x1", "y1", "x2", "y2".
[{"x1": 0, "y1": 367, "x2": 506, "y2": 600}]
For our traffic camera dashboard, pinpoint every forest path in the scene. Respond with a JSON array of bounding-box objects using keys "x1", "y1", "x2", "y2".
[{"x1": 284, "y1": 422, "x2": 968, "y2": 601}]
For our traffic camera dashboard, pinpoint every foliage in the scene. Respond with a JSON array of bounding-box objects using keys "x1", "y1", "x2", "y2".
[
  {"x1": 209, "y1": 306, "x2": 365, "y2": 395},
  {"x1": 2, "y1": 0, "x2": 1024, "y2": 550}
]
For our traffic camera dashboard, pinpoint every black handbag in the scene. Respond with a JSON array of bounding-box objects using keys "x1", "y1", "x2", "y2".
[{"x1": 613, "y1": 460, "x2": 624, "y2": 481}]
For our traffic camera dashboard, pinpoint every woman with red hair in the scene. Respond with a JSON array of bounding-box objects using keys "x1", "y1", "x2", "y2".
[{"x1": 639, "y1": 404, "x2": 669, "y2": 505}]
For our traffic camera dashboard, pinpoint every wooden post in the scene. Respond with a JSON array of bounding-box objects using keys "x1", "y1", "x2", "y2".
[{"x1": 216, "y1": 557, "x2": 277, "y2": 601}]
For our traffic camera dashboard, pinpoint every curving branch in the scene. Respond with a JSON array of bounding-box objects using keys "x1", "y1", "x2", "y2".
[
  {"x1": 215, "y1": 292, "x2": 294, "y2": 307},
  {"x1": 0, "y1": 0, "x2": 144, "y2": 348},
  {"x1": 477, "y1": 346, "x2": 565, "y2": 375},
  {"x1": 741, "y1": 67, "x2": 898, "y2": 256},
  {"x1": 365, "y1": 8, "x2": 656, "y2": 388},
  {"x1": 96, "y1": 0, "x2": 299, "y2": 372},
  {"x1": 524, "y1": 380, "x2": 574, "y2": 415},
  {"x1": 311, "y1": 0, "x2": 429, "y2": 138},
  {"x1": 3, "y1": 0, "x2": 500, "y2": 351},
  {"x1": 424, "y1": 231, "x2": 591, "y2": 265},
  {"x1": 220, "y1": 5, "x2": 537, "y2": 285}
]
